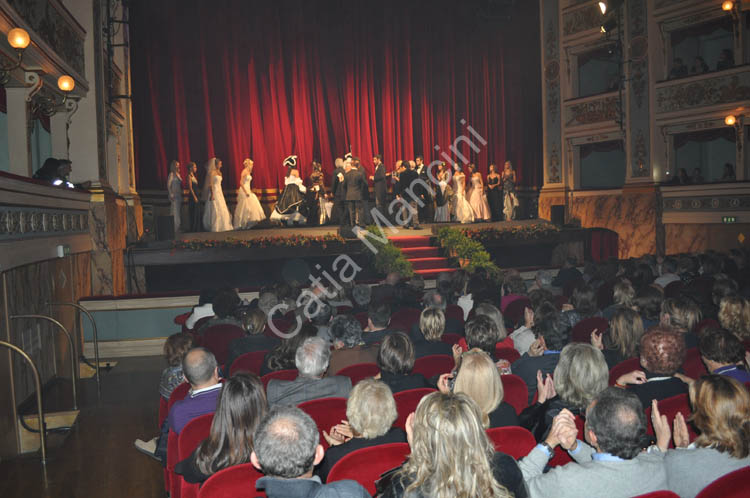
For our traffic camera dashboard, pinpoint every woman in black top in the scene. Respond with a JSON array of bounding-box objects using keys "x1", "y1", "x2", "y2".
[{"x1": 376, "y1": 332, "x2": 431, "y2": 393}]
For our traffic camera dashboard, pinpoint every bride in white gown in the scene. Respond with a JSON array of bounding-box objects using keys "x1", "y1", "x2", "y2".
[
  {"x1": 233, "y1": 158, "x2": 266, "y2": 229},
  {"x1": 202, "y1": 157, "x2": 233, "y2": 232},
  {"x1": 452, "y1": 164, "x2": 474, "y2": 224}
]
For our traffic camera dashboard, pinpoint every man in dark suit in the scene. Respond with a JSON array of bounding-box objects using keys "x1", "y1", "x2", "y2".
[
  {"x1": 415, "y1": 155, "x2": 434, "y2": 222},
  {"x1": 266, "y1": 337, "x2": 351, "y2": 407},
  {"x1": 343, "y1": 157, "x2": 367, "y2": 227},
  {"x1": 370, "y1": 154, "x2": 387, "y2": 217},
  {"x1": 396, "y1": 160, "x2": 421, "y2": 229},
  {"x1": 330, "y1": 157, "x2": 346, "y2": 224}
]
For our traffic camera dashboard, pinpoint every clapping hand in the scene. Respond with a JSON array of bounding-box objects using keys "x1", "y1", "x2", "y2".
[
  {"x1": 590, "y1": 329, "x2": 603, "y2": 350},
  {"x1": 452, "y1": 343, "x2": 463, "y2": 364},
  {"x1": 438, "y1": 373, "x2": 455, "y2": 394},
  {"x1": 651, "y1": 399, "x2": 671, "y2": 452},
  {"x1": 536, "y1": 370, "x2": 556, "y2": 404},
  {"x1": 322, "y1": 420, "x2": 353, "y2": 446},
  {"x1": 546, "y1": 409, "x2": 578, "y2": 450},
  {"x1": 673, "y1": 412, "x2": 690, "y2": 448},
  {"x1": 528, "y1": 337, "x2": 546, "y2": 357},
  {"x1": 524, "y1": 307, "x2": 535, "y2": 329},
  {"x1": 616, "y1": 370, "x2": 646, "y2": 386}
]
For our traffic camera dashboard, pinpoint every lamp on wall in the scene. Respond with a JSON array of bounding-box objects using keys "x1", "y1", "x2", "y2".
[
  {"x1": 0, "y1": 27, "x2": 30, "y2": 86},
  {"x1": 725, "y1": 115, "x2": 737, "y2": 126},
  {"x1": 31, "y1": 74, "x2": 77, "y2": 117},
  {"x1": 598, "y1": 0, "x2": 625, "y2": 16}
]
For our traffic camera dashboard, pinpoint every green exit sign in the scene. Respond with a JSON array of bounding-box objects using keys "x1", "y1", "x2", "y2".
[{"x1": 723, "y1": 216, "x2": 737, "y2": 224}]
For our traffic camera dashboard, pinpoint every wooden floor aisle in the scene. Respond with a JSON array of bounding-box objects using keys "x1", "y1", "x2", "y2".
[{"x1": 0, "y1": 356, "x2": 166, "y2": 498}]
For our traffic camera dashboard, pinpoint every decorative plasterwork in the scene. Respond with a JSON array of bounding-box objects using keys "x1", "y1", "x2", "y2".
[
  {"x1": 655, "y1": 71, "x2": 750, "y2": 114},
  {"x1": 564, "y1": 96, "x2": 620, "y2": 127},
  {"x1": 0, "y1": 206, "x2": 89, "y2": 241},
  {"x1": 663, "y1": 195, "x2": 750, "y2": 211},
  {"x1": 562, "y1": 3, "x2": 602, "y2": 38}
]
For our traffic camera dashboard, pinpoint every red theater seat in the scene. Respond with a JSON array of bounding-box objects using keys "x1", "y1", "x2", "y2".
[
  {"x1": 486, "y1": 426, "x2": 536, "y2": 460},
  {"x1": 632, "y1": 492, "x2": 680, "y2": 498},
  {"x1": 229, "y1": 351, "x2": 269, "y2": 376},
  {"x1": 695, "y1": 466, "x2": 750, "y2": 498},
  {"x1": 298, "y1": 397, "x2": 348, "y2": 450},
  {"x1": 390, "y1": 307, "x2": 422, "y2": 331},
  {"x1": 440, "y1": 333, "x2": 462, "y2": 346},
  {"x1": 609, "y1": 357, "x2": 641, "y2": 386},
  {"x1": 393, "y1": 388, "x2": 436, "y2": 430},
  {"x1": 335, "y1": 363, "x2": 380, "y2": 386},
  {"x1": 645, "y1": 393, "x2": 698, "y2": 447},
  {"x1": 201, "y1": 324, "x2": 246, "y2": 365},
  {"x1": 412, "y1": 354, "x2": 454, "y2": 379},
  {"x1": 261, "y1": 369, "x2": 297, "y2": 391},
  {"x1": 164, "y1": 382, "x2": 191, "y2": 492},
  {"x1": 500, "y1": 374, "x2": 530, "y2": 415},
  {"x1": 178, "y1": 414, "x2": 214, "y2": 498},
  {"x1": 682, "y1": 347, "x2": 708, "y2": 379},
  {"x1": 197, "y1": 463, "x2": 266, "y2": 498},
  {"x1": 495, "y1": 346, "x2": 520, "y2": 364},
  {"x1": 571, "y1": 317, "x2": 609, "y2": 343},
  {"x1": 445, "y1": 304, "x2": 465, "y2": 323},
  {"x1": 504, "y1": 298, "x2": 532, "y2": 328},
  {"x1": 327, "y1": 443, "x2": 410, "y2": 495}
]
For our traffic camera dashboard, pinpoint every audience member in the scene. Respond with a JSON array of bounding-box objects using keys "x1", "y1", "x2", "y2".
[
  {"x1": 438, "y1": 349, "x2": 519, "y2": 428},
  {"x1": 519, "y1": 388, "x2": 667, "y2": 497},
  {"x1": 350, "y1": 284, "x2": 372, "y2": 313},
  {"x1": 592, "y1": 307, "x2": 644, "y2": 368},
  {"x1": 560, "y1": 285, "x2": 601, "y2": 332},
  {"x1": 266, "y1": 337, "x2": 351, "y2": 407},
  {"x1": 652, "y1": 375, "x2": 750, "y2": 497},
  {"x1": 602, "y1": 278, "x2": 635, "y2": 320},
  {"x1": 634, "y1": 284, "x2": 663, "y2": 330},
  {"x1": 308, "y1": 301, "x2": 334, "y2": 343},
  {"x1": 318, "y1": 379, "x2": 406, "y2": 481},
  {"x1": 252, "y1": 406, "x2": 370, "y2": 497},
  {"x1": 718, "y1": 295, "x2": 750, "y2": 340},
  {"x1": 420, "y1": 289, "x2": 464, "y2": 334},
  {"x1": 185, "y1": 288, "x2": 217, "y2": 329},
  {"x1": 376, "y1": 332, "x2": 431, "y2": 393},
  {"x1": 716, "y1": 48, "x2": 734, "y2": 71},
  {"x1": 176, "y1": 373, "x2": 267, "y2": 483},
  {"x1": 669, "y1": 58, "x2": 688, "y2": 78},
  {"x1": 381, "y1": 392, "x2": 526, "y2": 498},
  {"x1": 654, "y1": 258, "x2": 680, "y2": 289},
  {"x1": 257, "y1": 291, "x2": 280, "y2": 318},
  {"x1": 261, "y1": 322, "x2": 317, "y2": 376},
  {"x1": 224, "y1": 308, "x2": 279, "y2": 375},
  {"x1": 528, "y1": 269, "x2": 559, "y2": 295},
  {"x1": 695, "y1": 328, "x2": 750, "y2": 383},
  {"x1": 328, "y1": 315, "x2": 379, "y2": 375},
  {"x1": 197, "y1": 287, "x2": 242, "y2": 334},
  {"x1": 691, "y1": 55, "x2": 709, "y2": 74},
  {"x1": 509, "y1": 300, "x2": 555, "y2": 356},
  {"x1": 615, "y1": 326, "x2": 688, "y2": 407},
  {"x1": 660, "y1": 297, "x2": 701, "y2": 348},
  {"x1": 474, "y1": 302, "x2": 512, "y2": 349},
  {"x1": 463, "y1": 315, "x2": 501, "y2": 359},
  {"x1": 721, "y1": 162, "x2": 736, "y2": 182},
  {"x1": 500, "y1": 274, "x2": 527, "y2": 313},
  {"x1": 552, "y1": 257, "x2": 582, "y2": 289},
  {"x1": 159, "y1": 333, "x2": 194, "y2": 400},
  {"x1": 362, "y1": 302, "x2": 399, "y2": 345},
  {"x1": 411, "y1": 308, "x2": 453, "y2": 358}
]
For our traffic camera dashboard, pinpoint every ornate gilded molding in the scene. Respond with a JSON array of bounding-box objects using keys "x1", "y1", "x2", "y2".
[
  {"x1": 564, "y1": 96, "x2": 620, "y2": 126},
  {"x1": 0, "y1": 206, "x2": 89, "y2": 241},
  {"x1": 656, "y1": 72, "x2": 750, "y2": 114},
  {"x1": 7, "y1": 0, "x2": 85, "y2": 76},
  {"x1": 663, "y1": 195, "x2": 750, "y2": 211},
  {"x1": 562, "y1": 4, "x2": 602, "y2": 37}
]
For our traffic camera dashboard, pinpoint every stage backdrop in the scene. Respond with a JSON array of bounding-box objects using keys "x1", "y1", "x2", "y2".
[{"x1": 130, "y1": 0, "x2": 542, "y2": 198}]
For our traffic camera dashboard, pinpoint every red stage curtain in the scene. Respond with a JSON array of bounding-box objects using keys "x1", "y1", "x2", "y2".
[{"x1": 129, "y1": 0, "x2": 542, "y2": 194}]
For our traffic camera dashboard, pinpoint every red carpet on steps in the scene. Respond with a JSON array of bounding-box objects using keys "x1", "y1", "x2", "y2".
[{"x1": 388, "y1": 236, "x2": 457, "y2": 277}]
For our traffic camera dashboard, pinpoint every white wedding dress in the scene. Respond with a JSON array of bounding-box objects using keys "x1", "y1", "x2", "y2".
[
  {"x1": 203, "y1": 174, "x2": 233, "y2": 232},
  {"x1": 233, "y1": 174, "x2": 266, "y2": 229},
  {"x1": 453, "y1": 173, "x2": 474, "y2": 224}
]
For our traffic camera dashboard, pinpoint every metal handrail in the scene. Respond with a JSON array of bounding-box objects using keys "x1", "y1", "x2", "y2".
[
  {"x1": 0, "y1": 340, "x2": 46, "y2": 464},
  {"x1": 48, "y1": 302, "x2": 101, "y2": 396},
  {"x1": 11, "y1": 315, "x2": 78, "y2": 411}
]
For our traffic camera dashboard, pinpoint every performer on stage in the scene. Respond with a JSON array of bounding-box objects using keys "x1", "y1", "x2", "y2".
[
  {"x1": 415, "y1": 155, "x2": 434, "y2": 222},
  {"x1": 434, "y1": 166, "x2": 453, "y2": 223},
  {"x1": 467, "y1": 164, "x2": 491, "y2": 222},
  {"x1": 486, "y1": 163, "x2": 502, "y2": 221},
  {"x1": 370, "y1": 154, "x2": 387, "y2": 217},
  {"x1": 187, "y1": 162, "x2": 202, "y2": 232},
  {"x1": 502, "y1": 160, "x2": 519, "y2": 221},
  {"x1": 202, "y1": 158, "x2": 233, "y2": 232},
  {"x1": 330, "y1": 157, "x2": 346, "y2": 224},
  {"x1": 452, "y1": 164, "x2": 474, "y2": 224},
  {"x1": 397, "y1": 159, "x2": 421, "y2": 229},
  {"x1": 308, "y1": 161, "x2": 328, "y2": 225},
  {"x1": 167, "y1": 160, "x2": 183, "y2": 233},
  {"x1": 270, "y1": 155, "x2": 308, "y2": 226},
  {"x1": 233, "y1": 158, "x2": 266, "y2": 229},
  {"x1": 343, "y1": 156, "x2": 367, "y2": 227}
]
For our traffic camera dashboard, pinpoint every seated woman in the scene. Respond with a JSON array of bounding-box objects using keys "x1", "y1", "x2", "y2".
[
  {"x1": 318, "y1": 378, "x2": 406, "y2": 481},
  {"x1": 160, "y1": 333, "x2": 194, "y2": 400},
  {"x1": 560, "y1": 285, "x2": 602, "y2": 333},
  {"x1": 473, "y1": 302, "x2": 513, "y2": 350},
  {"x1": 660, "y1": 297, "x2": 702, "y2": 348},
  {"x1": 377, "y1": 332, "x2": 432, "y2": 393},
  {"x1": 651, "y1": 374, "x2": 750, "y2": 498},
  {"x1": 615, "y1": 326, "x2": 688, "y2": 407},
  {"x1": 634, "y1": 285, "x2": 663, "y2": 331},
  {"x1": 591, "y1": 307, "x2": 644, "y2": 369},
  {"x1": 270, "y1": 155, "x2": 308, "y2": 226},
  {"x1": 224, "y1": 307, "x2": 279, "y2": 376},
  {"x1": 438, "y1": 350, "x2": 519, "y2": 428},
  {"x1": 519, "y1": 343, "x2": 608, "y2": 441},
  {"x1": 411, "y1": 308, "x2": 453, "y2": 358},
  {"x1": 260, "y1": 322, "x2": 317, "y2": 376},
  {"x1": 175, "y1": 372, "x2": 268, "y2": 484},
  {"x1": 380, "y1": 391, "x2": 527, "y2": 498}
]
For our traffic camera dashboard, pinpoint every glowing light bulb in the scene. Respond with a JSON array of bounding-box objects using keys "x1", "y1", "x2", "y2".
[
  {"x1": 57, "y1": 75, "x2": 75, "y2": 92},
  {"x1": 725, "y1": 115, "x2": 737, "y2": 126},
  {"x1": 7, "y1": 28, "x2": 30, "y2": 50}
]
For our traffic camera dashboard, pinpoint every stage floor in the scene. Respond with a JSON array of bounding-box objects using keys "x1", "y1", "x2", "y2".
[{"x1": 176, "y1": 219, "x2": 549, "y2": 241}]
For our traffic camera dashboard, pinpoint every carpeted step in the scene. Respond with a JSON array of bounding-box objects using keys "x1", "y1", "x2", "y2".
[
  {"x1": 388, "y1": 236, "x2": 432, "y2": 248},
  {"x1": 400, "y1": 246, "x2": 440, "y2": 258},
  {"x1": 414, "y1": 268, "x2": 457, "y2": 278},
  {"x1": 408, "y1": 257, "x2": 451, "y2": 271}
]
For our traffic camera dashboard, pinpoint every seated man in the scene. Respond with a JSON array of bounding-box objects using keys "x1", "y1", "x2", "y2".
[
  {"x1": 185, "y1": 288, "x2": 217, "y2": 330},
  {"x1": 197, "y1": 287, "x2": 243, "y2": 334},
  {"x1": 327, "y1": 315, "x2": 379, "y2": 375},
  {"x1": 266, "y1": 337, "x2": 351, "y2": 407},
  {"x1": 252, "y1": 406, "x2": 369, "y2": 497},
  {"x1": 519, "y1": 388, "x2": 667, "y2": 498},
  {"x1": 362, "y1": 302, "x2": 401, "y2": 345},
  {"x1": 693, "y1": 327, "x2": 750, "y2": 383},
  {"x1": 168, "y1": 347, "x2": 223, "y2": 434}
]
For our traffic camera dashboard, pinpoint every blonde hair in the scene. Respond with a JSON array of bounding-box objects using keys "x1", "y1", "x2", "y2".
[
  {"x1": 554, "y1": 343, "x2": 609, "y2": 410},
  {"x1": 419, "y1": 308, "x2": 445, "y2": 341},
  {"x1": 241, "y1": 308, "x2": 266, "y2": 335},
  {"x1": 453, "y1": 350, "x2": 503, "y2": 428},
  {"x1": 399, "y1": 392, "x2": 512, "y2": 498},
  {"x1": 719, "y1": 296, "x2": 750, "y2": 340},
  {"x1": 613, "y1": 279, "x2": 635, "y2": 307},
  {"x1": 609, "y1": 308, "x2": 644, "y2": 359},
  {"x1": 690, "y1": 375, "x2": 750, "y2": 458},
  {"x1": 346, "y1": 379, "x2": 397, "y2": 439}
]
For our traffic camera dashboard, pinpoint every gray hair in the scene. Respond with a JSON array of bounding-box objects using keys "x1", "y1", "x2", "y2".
[
  {"x1": 586, "y1": 387, "x2": 646, "y2": 460},
  {"x1": 253, "y1": 406, "x2": 319, "y2": 478},
  {"x1": 295, "y1": 337, "x2": 330, "y2": 378},
  {"x1": 346, "y1": 379, "x2": 398, "y2": 439},
  {"x1": 258, "y1": 292, "x2": 279, "y2": 316},
  {"x1": 329, "y1": 315, "x2": 363, "y2": 348},
  {"x1": 423, "y1": 290, "x2": 447, "y2": 311},
  {"x1": 554, "y1": 343, "x2": 609, "y2": 410},
  {"x1": 536, "y1": 269, "x2": 553, "y2": 287},
  {"x1": 352, "y1": 285, "x2": 372, "y2": 307},
  {"x1": 474, "y1": 303, "x2": 507, "y2": 340},
  {"x1": 182, "y1": 347, "x2": 217, "y2": 386}
]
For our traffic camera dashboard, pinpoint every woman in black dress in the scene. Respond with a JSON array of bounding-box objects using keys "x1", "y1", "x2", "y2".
[
  {"x1": 308, "y1": 161, "x2": 327, "y2": 225},
  {"x1": 486, "y1": 163, "x2": 502, "y2": 221},
  {"x1": 186, "y1": 162, "x2": 202, "y2": 232}
]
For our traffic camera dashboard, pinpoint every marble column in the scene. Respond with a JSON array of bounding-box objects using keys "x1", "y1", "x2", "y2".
[{"x1": 5, "y1": 87, "x2": 31, "y2": 177}]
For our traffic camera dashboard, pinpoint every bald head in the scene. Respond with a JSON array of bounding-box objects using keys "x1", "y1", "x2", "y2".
[
  {"x1": 385, "y1": 272, "x2": 401, "y2": 286},
  {"x1": 182, "y1": 347, "x2": 219, "y2": 388}
]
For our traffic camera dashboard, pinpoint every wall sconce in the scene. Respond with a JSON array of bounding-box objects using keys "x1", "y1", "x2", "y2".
[
  {"x1": 726, "y1": 114, "x2": 743, "y2": 152},
  {"x1": 0, "y1": 27, "x2": 30, "y2": 86},
  {"x1": 31, "y1": 75, "x2": 76, "y2": 117},
  {"x1": 722, "y1": 1, "x2": 741, "y2": 37}
]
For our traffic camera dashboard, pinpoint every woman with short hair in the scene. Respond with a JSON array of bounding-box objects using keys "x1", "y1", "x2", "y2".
[
  {"x1": 413, "y1": 308, "x2": 453, "y2": 358},
  {"x1": 652, "y1": 374, "x2": 750, "y2": 497},
  {"x1": 377, "y1": 332, "x2": 431, "y2": 393},
  {"x1": 318, "y1": 378, "x2": 406, "y2": 481},
  {"x1": 175, "y1": 372, "x2": 268, "y2": 483},
  {"x1": 380, "y1": 391, "x2": 526, "y2": 498},
  {"x1": 718, "y1": 295, "x2": 750, "y2": 340},
  {"x1": 438, "y1": 350, "x2": 519, "y2": 428}
]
